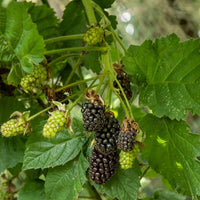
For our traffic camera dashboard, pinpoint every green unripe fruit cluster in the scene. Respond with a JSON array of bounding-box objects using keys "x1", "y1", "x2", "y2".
[
  {"x1": 119, "y1": 143, "x2": 140, "y2": 170},
  {"x1": 43, "y1": 110, "x2": 67, "y2": 138},
  {"x1": 20, "y1": 64, "x2": 47, "y2": 92},
  {"x1": 0, "y1": 118, "x2": 26, "y2": 137},
  {"x1": 83, "y1": 26, "x2": 105, "y2": 46}
]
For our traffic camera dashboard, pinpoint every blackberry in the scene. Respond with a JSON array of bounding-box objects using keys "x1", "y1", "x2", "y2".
[
  {"x1": 95, "y1": 112, "x2": 120, "y2": 154},
  {"x1": 89, "y1": 146, "x2": 118, "y2": 185},
  {"x1": 119, "y1": 143, "x2": 140, "y2": 170},
  {"x1": 113, "y1": 62, "x2": 132, "y2": 100},
  {"x1": 117, "y1": 119, "x2": 139, "y2": 152},
  {"x1": 81, "y1": 89, "x2": 105, "y2": 132},
  {"x1": 0, "y1": 118, "x2": 26, "y2": 137},
  {"x1": 83, "y1": 25, "x2": 105, "y2": 46},
  {"x1": 43, "y1": 110, "x2": 68, "y2": 138}
]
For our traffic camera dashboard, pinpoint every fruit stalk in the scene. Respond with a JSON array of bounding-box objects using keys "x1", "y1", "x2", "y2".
[{"x1": 82, "y1": 0, "x2": 97, "y2": 25}]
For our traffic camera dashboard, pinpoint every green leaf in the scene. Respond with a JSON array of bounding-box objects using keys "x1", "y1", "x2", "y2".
[
  {"x1": 0, "y1": 137, "x2": 25, "y2": 173},
  {"x1": 140, "y1": 114, "x2": 200, "y2": 198},
  {"x1": 0, "y1": 1, "x2": 45, "y2": 85},
  {"x1": 23, "y1": 118, "x2": 88, "y2": 170},
  {"x1": 27, "y1": 3, "x2": 59, "y2": 39},
  {"x1": 60, "y1": 0, "x2": 87, "y2": 47},
  {"x1": 82, "y1": 51, "x2": 101, "y2": 74},
  {"x1": 123, "y1": 34, "x2": 200, "y2": 120},
  {"x1": 153, "y1": 189, "x2": 186, "y2": 200},
  {"x1": 45, "y1": 153, "x2": 88, "y2": 200},
  {"x1": 18, "y1": 179, "x2": 47, "y2": 200},
  {"x1": 93, "y1": 163, "x2": 141, "y2": 200}
]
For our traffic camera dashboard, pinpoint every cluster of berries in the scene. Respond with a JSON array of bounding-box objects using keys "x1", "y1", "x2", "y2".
[
  {"x1": 81, "y1": 90, "x2": 140, "y2": 184},
  {"x1": 20, "y1": 64, "x2": 47, "y2": 93},
  {"x1": 113, "y1": 62, "x2": 132, "y2": 100},
  {"x1": 118, "y1": 119, "x2": 140, "y2": 170},
  {"x1": 81, "y1": 89, "x2": 120, "y2": 185}
]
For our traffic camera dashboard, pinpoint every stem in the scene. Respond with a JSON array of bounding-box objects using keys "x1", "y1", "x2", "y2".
[
  {"x1": 107, "y1": 53, "x2": 133, "y2": 118},
  {"x1": 91, "y1": 1, "x2": 127, "y2": 52},
  {"x1": 44, "y1": 46, "x2": 109, "y2": 55},
  {"x1": 65, "y1": 54, "x2": 83, "y2": 85},
  {"x1": 48, "y1": 54, "x2": 79, "y2": 66},
  {"x1": 109, "y1": 27, "x2": 127, "y2": 52},
  {"x1": 55, "y1": 76, "x2": 101, "y2": 93},
  {"x1": 111, "y1": 72, "x2": 133, "y2": 118},
  {"x1": 112, "y1": 87, "x2": 129, "y2": 118},
  {"x1": 82, "y1": 0, "x2": 97, "y2": 25},
  {"x1": 141, "y1": 165, "x2": 151, "y2": 179},
  {"x1": 45, "y1": 34, "x2": 84, "y2": 44},
  {"x1": 67, "y1": 77, "x2": 98, "y2": 115},
  {"x1": 112, "y1": 31, "x2": 120, "y2": 64},
  {"x1": 100, "y1": 82, "x2": 107, "y2": 96},
  {"x1": 95, "y1": 75, "x2": 105, "y2": 93}
]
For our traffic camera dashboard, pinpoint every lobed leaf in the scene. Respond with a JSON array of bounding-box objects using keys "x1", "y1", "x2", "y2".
[
  {"x1": 45, "y1": 153, "x2": 88, "y2": 200},
  {"x1": 140, "y1": 114, "x2": 200, "y2": 198},
  {"x1": 123, "y1": 34, "x2": 200, "y2": 120}
]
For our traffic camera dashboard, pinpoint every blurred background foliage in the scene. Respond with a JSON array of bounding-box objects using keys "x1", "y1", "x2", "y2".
[{"x1": 1, "y1": 0, "x2": 200, "y2": 199}]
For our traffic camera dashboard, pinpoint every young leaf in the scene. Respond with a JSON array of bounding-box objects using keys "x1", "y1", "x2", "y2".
[
  {"x1": 123, "y1": 34, "x2": 200, "y2": 120},
  {"x1": 45, "y1": 153, "x2": 88, "y2": 200},
  {"x1": 23, "y1": 119, "x2": 88, "y2": 170},
  {"x1": 18, "y1": 179, "x2": 47, "y2": 200},
  {"x1": 140, "y1": 114, "x2": 200, "y2": 198},
  {"x1": 93, "y1": 162, "x2": 141, "y2": 200},
  {"x1": 0, "y1": 1, "x2": 45, "y2": 85}
]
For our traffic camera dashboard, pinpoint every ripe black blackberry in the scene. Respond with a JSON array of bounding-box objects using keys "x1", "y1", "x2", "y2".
[
  {"x1": 117, "y1": 119, "x2": 139, "y2": 152},
  {"x1": 113, "y1": 62, "x2": 132, "y2": 100},
  {"x1": 94, "y1": 112, "x2": 120, "y2": 154},
  {"x1": 89, "y1": 146, "x2": 118, "y2": 185},
  {"x1": 81, "y1": 89, "x2": 105, "y2": 132}
]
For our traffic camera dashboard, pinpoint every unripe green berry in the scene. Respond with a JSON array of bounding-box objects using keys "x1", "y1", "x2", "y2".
[
  {"x1": 20, "y1": 64, "x2": 47, "y2": 92},
  {"x1": 83, "y1": 26, "x2": 105, "y2": 46},
  {"x1": 43, "y1": 110, "x2": 67, "y2": 138},
  {"x1": 119, "y1": 143, "x2": 140, "y2": 170},
  {"x1": 0, "y1": 118, "x2": 26, "y2": 137}
]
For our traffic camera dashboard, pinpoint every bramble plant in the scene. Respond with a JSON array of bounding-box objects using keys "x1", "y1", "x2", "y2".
[{"x1": 0, "y1": 0, "x2": 200, "y2": 199}]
